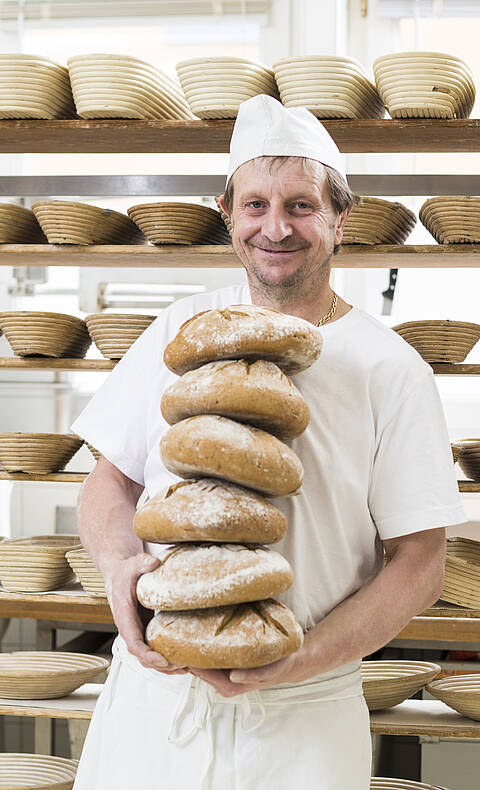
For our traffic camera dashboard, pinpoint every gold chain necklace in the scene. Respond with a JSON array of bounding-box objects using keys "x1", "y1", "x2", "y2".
[{"x1": 316, "y1": 292, "x2": 338, "y2": 327}]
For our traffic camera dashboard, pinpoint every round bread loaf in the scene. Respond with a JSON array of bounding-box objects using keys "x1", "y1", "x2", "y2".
[
  {"x1": 160, "y1": 415, "x2": 304, "y2": 496},
  {"x1": 161, "y1": 359, "x2": 309, "y2": 440},
  {"x1": 163, "y1": 304, "x2": 322, "y2": 376},
  {"x1": 134, "y1": 478, "x2": 287, "y2": 544},
  {"x1": 137, "y1": 543, "x2": 293, "y2": 610},
  {"x1": 146, "y1": 599, "x2": 304, "y2": 669}
]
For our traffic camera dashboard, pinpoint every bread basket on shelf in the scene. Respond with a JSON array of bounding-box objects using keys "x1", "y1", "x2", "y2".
[
  {"x1": 0, "y1": 534, "x2": 81, "y2": 593},
  {"x1": 0, "y1": 432, "x2": 83, "y2": 474},
  {"x1": 85, "y1": 313, "x2": 155, "y2": 360},
  {"x1": 440, "y1": 536, "x2": 480, "y2": 609},
  {"x1": 453, "y1": 438, "x2": 480, "y2": 481},
  {"x1": 361, "y1": 660, "x2": 440, "y2": 710},
  {"x1": 392, "y1": 320, "x2": 480, "y2": 363},
  {"x1": 427, "y1": 673, "x2": 480, "y2": 721},
  {"x1": 66, "y1": 548, "x2": 106, "y2": 597},
  {"x1": 420, "y1": 196, "x2": 480, "y2": 244},
  {"x1": 32, "y1": 200, "x2": 143, "y2": 245},
  {"x1": 342, "y1": 197, "x2": 416, "y2": 245},
  {"x1": 0, "y1": 650, "x2": 109, "y2": 698},
  {"x1": 0, "y1": 754, "x2": 78, "y2": 790},
  {"x1": 0, "y1": 311, "x2": 91, "y2": 359},
  {"x1": 127, "y1": 202, "x2": 230, "y2": 246}
]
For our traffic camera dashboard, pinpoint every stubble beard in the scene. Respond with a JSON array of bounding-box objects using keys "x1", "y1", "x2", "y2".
[{"x1": 239, "y1": 241, "x2": 334, "y2": 305}]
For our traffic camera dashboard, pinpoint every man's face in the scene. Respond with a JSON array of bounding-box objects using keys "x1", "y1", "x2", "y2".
[{"x1": 223, "y1": 157, "x2": 348, "y2": 300}]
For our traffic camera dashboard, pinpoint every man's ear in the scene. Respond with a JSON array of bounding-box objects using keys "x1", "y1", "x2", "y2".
[
  {"x1": 217, "y1": 193, "x2": 230, "y2": 218},
  {"x1": 334, "y1": 206, "x2": 352, "y2": 245}
]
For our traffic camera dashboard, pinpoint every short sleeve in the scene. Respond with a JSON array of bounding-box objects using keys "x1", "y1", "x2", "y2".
[
  {"x1": 71, "y1": 317, "x2": 163, "y2": 486},
  {"x1": 369, "y1": 371, "x2": 467, "y2": 540}
]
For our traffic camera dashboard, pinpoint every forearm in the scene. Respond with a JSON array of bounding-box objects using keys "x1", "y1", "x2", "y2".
[
  {"x1": 77, "y1": 457, "x2": 144, "y2": 577},
  {"x1": 302, "y1": 530, "x2": 446, "y2": 676}
]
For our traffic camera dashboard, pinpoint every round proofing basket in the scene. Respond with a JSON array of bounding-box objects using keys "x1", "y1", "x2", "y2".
[
  {"x1": 0, "y1": 202, "x2": 45, "y2": 242},
  {"x1": 0, "y1": 311, "x2": 91, "y2": 358},
  {"x1": 361, "y1": 660, "x2": 441, "y2": 710},
  {"x1": 427, "y1": 674, "x2": 480, "y2": 721},
  {"x1": 420, "y1": 196, "x2": 480, "y2": 243},
  {"x1": 127, "y1": 202, "x2": 230, "y2": 245},
  {"x1": 454, "y1": 438, "x2": 480, "y2": 481},
  {"x1": 0, "y1": 651, "x2": 109, "y2": 699},
  {"x1": 392, "y1": 320, "x2": 480, "y2": 363},
  {"x1": 85, "y1": 313, "x2": 155, "y2": 360},
  {"x1": 32, "y1": 200, "x2": 143, "y2": 245},
  {"x1": 343, "y1": 198, "x2": 416, "y2": 245},
  {"x1": 0, "y1": 754, "x2": 78, "y2": 790},
  {"x1": 66, "y1": 548, "x2": 106, "y2": 598},
  {"x1": 0, "y1": 432, "x2": 83, "y2": 474},
  {"x1": 440, "y1": 536, "x2": 480, "y2": 609},
  {"x1": 0, "y1": 534, "x2": 81, "y2": 593}
]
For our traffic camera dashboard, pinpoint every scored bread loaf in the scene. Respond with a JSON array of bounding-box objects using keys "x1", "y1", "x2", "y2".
[
  {"x1": 137, "y1": 543, "x2": 293, "y2": 610},
  {"x1": 163, "y1": 304, "x2": 322, "y2": 376},
  {"x1": 134, "y1": 479, "x2": 287, "y2": 544},
  {"x1": 161, "y1": 359, "x2": 309, "y2": 440},
  {"x1": 160, "y1": 414, "x2": 304, "y2": 496},
  {"x1": 146, "y1": 598, "x2": 304, "y2": 668}
]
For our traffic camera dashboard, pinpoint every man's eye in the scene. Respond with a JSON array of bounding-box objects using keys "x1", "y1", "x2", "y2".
[
  {"x1": 295, "y1": 202, "x2": 310, "y2": 209},
  {"x1": 248, "y1": 201, "x2": 264, "y2": 209}
]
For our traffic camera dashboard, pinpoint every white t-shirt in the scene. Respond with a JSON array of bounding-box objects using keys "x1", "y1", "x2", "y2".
[{"x1": 72, "y1": 284, "x2": 466, "y2": 636}]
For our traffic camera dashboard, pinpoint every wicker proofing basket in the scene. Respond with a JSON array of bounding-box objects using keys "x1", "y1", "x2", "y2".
[
  {"x1": 0, "y1": 534, "x2": 81, "y2": 593},
  {"x1": 392, "y1": 320, "x2": 480, "y2": 363},
  {"x1": 66, "y1": 548, "x2": 106, "y2": 598},
  {"x1": 85, "y1": 313, "x2": 155, "y2": 359},
  {"x1": 427, "y1": 674, "x2": 480, "y2": 721},
  {"x1": 0, "y1": 432, "x2": 83, "y2": 474},
  {"x1": 343, "y1": 197, "x2": 416, "y2": 245},
  {"x1": 0, "y1": 651, "x2": 109, "y2": 699},
  {"x1": 127, "y1": 201, "x2": 230, "y2": 245},
  {"x1": 0, "y1": 202, "x2": 45, "y2": 242},
  {"x1": 361, "y1": 660, "x2": 440, "y2": 710},
  {"x1": 0, "y1": 311, "x2": 91, "y2": 358},
  {"x1": 0, "y1": 754, "x2": 78, "y2": 790},
  {"x1": 419, "y1": 196, "x2": 480, "y2": 244},
  {"x1": 454, "y1": 438, "x2": 480, "y2": 481},
  {"x1": 32, "y1": 200, "x2": 143, "y2": 245},
  {"x1": 440, "y1": 536, "x2": 480, "y2": 609}
]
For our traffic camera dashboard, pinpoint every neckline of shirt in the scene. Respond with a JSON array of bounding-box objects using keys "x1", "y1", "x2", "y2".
[{"x1": 239, "y1": 284, "x2": 359, "y2": 335}]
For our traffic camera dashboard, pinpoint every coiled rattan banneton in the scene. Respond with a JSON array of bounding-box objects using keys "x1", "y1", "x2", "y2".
[
  {"x1": 0, "y1": 650, "x2": 109, "y2": 698},
  {"x1": 66, "y1": 547, "x2": 106, "y2": 597},
  {"x1": 361, "y1": 660, "x2": 440, "y2": 710},
  {"x1": 0, "y1": 311, "x2": 91, "y2": 358},
  {"x1": 392, "y1": 320, "x2": 480, "y2": 363},
  {"x1": 440, "y1": 536, "x2": 480, "y2": 609},
  {"x1": 85, "y1": 313, "x2": 156, "y2": 359},
  {"x1": 454, "y1": 438, "x2": 480, "y2": 482},
  {"x1": 0, "y1": 754, "x2": 78, "y2": 790},
  {"x1": 0, "y1": 202, "x2": 45, "y2": 242},
  {"x1": 0, "y1": 534, "x2": 81, "y2": 593},
  {"x1": 32, "y1": 200, "x2": 143, "y2": 245},
  {"x1": 343, "y1": 197, "x2": 416, "y2": 245},
  {"x1": 127, "y1": 202, "x2": 230, "y2": 246},
  {"x1": 427, "y1": 673, "x2": 480, "y2": 722},
  {"x1": 0, "y1": 432, "x2": 83, "y2": 474},
  {"x1": 0, "y1": 54, "x2": 75, "y2": 120},
  {"x1": 420, "y1": 196, "x2": 480, "y2": 244}
]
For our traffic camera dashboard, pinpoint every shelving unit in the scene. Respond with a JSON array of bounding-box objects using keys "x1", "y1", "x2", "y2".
[{"x1": 1, "y1": 115, "x2": 480, "y2": 771}]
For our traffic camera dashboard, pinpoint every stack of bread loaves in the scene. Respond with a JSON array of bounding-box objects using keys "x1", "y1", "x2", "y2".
[{"x1": 134, "y1": 304, "x2": 322, "y2": 669}]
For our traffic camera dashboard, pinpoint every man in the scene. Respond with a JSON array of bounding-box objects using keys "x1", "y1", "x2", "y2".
[{"x1": 72, "y1": 95, "x2": 465, "y2": 790}]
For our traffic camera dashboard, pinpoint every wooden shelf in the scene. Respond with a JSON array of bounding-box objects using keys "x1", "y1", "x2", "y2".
[
  {"x1": 0, "y1": 357, "x2": 114, "y2": 371},
  {"x1": 0, "y1": 589, "x2": 112, "y2": 624},
  {"x1": 370, "y1": 699, "x2": 480, "y2": 738},
  {"x1": 0, "y1": 119, "x2": 480, "y2": 153},
  {"x1": 1, "y1": 243, "x2": 480, "y2": 268},
  {"x1": 458, "y1": 480, "x2": 480, "y2": 493},
  {"x1": 0, "y1": 358, "x2": 478, "y2": 375},
  {"x1": 0, "y1": 471, "x2": 87, "y2": 483}
]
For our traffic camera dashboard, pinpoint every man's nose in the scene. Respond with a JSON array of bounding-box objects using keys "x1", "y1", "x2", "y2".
[{"x1": 262, "y1": 206, "x2": 293, "y2": 242}]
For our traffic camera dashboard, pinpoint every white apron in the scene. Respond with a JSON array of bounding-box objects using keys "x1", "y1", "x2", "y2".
[{"x1": 73, "y1": 637, "x2": 371, "y2": 790}]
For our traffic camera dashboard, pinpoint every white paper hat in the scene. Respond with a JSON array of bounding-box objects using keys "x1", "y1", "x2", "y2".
[{"x1": 226, "y1": 94, "x2": 347, "y2": 187}]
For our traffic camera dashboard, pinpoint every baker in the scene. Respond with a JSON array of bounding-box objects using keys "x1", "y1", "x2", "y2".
[{"x1": 71, "y1": 95, "x2": 465, "y2": 790}]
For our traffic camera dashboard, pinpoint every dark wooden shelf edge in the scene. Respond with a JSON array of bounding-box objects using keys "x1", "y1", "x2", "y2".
[{"x1": 0, "y1": 119, "x2": 479, "y2": 153}]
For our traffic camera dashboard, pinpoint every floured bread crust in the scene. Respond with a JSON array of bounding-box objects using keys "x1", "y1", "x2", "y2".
[
  {"x1": 160, "y1": 414, "x2": 304, "y2": 496},
  {"x1": 134, "y1": 478, "x2": 287, "y2": 544},
  {"x1": 163, "y1": 304, "x2": 322, "y2": 376},
  {"x1": 161, "y1": 359, "x2": 309, "y2": 441},
  {"x1": 137, "y1": 543, "x2": 293, "y2": 610},
  {"x1": 146, "y1": 598, "x2": 304, "y2": 668}
]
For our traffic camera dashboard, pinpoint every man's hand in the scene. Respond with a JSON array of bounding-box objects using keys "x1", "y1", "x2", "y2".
[
  {"x1": 190, "y1": 637, "x2": 315, "y2": 697},
  {"x1": 104, "y1": 552, "x2": 188, "y2": 675}
]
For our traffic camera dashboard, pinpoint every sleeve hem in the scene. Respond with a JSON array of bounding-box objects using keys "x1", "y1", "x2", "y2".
[
  {"x1": 375, "y1": 505, "x2": 468, "y2": 540},
  {"x1": 71, "y1": 420, "x2": 145, "y2": 486}
]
